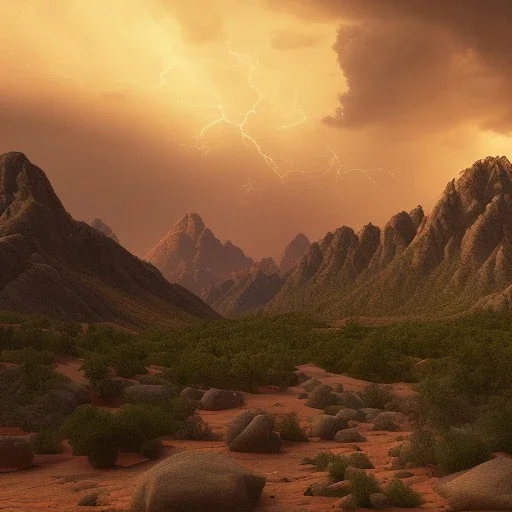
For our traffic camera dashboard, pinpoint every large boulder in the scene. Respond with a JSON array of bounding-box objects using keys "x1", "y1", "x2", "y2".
[
  {"x1": 305, "y1": 385, "x2": 337, "y2": 409},
  {"x1": 372, "y1": 412, "x2": 403, "y2": 431},
  {"x1": 227, "y1": 411, "x2": 281, "y2": 453},
  {"x1": 201, "y1": 389, "x2": 245, "y2": 411},
  {"x1": 361, "y1": 408, "x2": 383, "y2": 421},
  {"x1": 434, "y1": 457, "x2": 512, "y2": 511},
  {"x1": 337, "y1": 392, "x2": 367, "y2": 410},
  {"x1": 0, "y1": 436, "x2": 33, "y2": 470},
  {"x1": 180, "y1": 387, "x2": 205, "y2": 401},
  {"x1": 130, "y1": 450, "x2": 266, "y2": 512},
  {"x1": 337, "y1": 408, "x2": 365, "y2": 422},
  {"x1": 302, "y1": 379, "x2": 322, "y2": 392},
  {"x1": 334, "y1": 428, "x2": 367, "y2": 443},
  {"x1": 311, "y1": 415, "x2": 347, "y2": 440}
]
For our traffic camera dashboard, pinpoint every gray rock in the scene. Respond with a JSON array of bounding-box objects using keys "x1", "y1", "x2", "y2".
[
  {"x1": 334, "y1": 428, "x2": 367, "y2": 443},
  {"x1": 340, "y1": 494, "x2": 357, "y2": 510},
  {"x1": 227, "y1": 412, "x2": 281, "y2": 453},
  {"x1": 0, "y1": 436, "x2": 33, "y2": 470},
  {"x1": 302, "y1": 379, "x2": 322, "y2": 392},
  {"x1": 305, "y1": 384, "x2": 337, "y2": 409},
  {"x1": 200, "y1": 389, "x2": 245, "y2": 411},
  {"x1": 372, "y1": 411, "x2": 402, "y2": 431},
  {"x1": 310, "y1": 414, "x2": 347, "y2": 440},
  {"x1": 179, "y1": 387, "x2": 204, "y2": 401},
  {"x1": 337, "y1": 392, "x2": 367, "y2": 410},
  {"x1": 130, "y1": 450, "x2": 266, "y2": 512},
  {"x1": 297, "y1": 392, "x2": 308, "y2": 399},
  {"x1": 336, "y1": 408, "x2": 365, "y2": 422},
  {"x1": 361, "y1": 408, "x2": 383, "y2": 421},
  {"x1": 370, "y1": 492, "x2": 391, "y2": 509},
  {"x1": 434, "y1": 457, "x2": 512, "y2": 511}
]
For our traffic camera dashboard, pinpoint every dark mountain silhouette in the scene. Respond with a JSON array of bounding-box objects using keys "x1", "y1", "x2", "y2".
[
  {"x1": 0, "y1": 152, "x2": 218, "y2": 327},
  {"x1": 88, "y1": 218, "x2": 119, "y2": 244},
  {"x1": 146, "y1": 212, "x2": 253, "y2": 294}
]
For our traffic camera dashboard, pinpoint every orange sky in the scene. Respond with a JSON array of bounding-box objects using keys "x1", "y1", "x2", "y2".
[{"x1": 1, "y1": 0, "x2": 511, "y2": 260}]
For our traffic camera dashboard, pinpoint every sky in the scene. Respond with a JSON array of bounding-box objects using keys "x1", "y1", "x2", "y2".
[{"x1": 1, "y1": 0, "x2": 511, "y2": 260}]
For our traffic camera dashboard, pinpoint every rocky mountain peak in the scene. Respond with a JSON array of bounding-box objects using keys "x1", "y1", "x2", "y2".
[
  {"x1": 279, "y1": 233, "x2": 311, "y2": 274},
  {"x1": 89, "y1": 218, "x2": 120, "y2": 244}
]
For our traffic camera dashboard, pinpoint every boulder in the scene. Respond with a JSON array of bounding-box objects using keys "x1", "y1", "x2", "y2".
[
  {"x1": 337, "y1": 392, "x2": 367, "y2": 410},
  {"x1": 201, "y1": 389, "x2": 245, "y2": 411},
  {"x1": 334, "y1": 428, "x2": 367, "y2": 443},
  {"x1": 370, "y1": 492, "x2": 391, "y2": 509},
  {"x1": 130, "y1": 450, "x2": 266, "y2": 512},
  {"x1": 302, "y1": 379, "x2": 322, "y2": 392},
  {"x1": 335, "y1": 383, "x2": 345, "y2": 393},
  {"x1": 297, "y1": 393, "x2": 308, "y2": 400},
  {"x1": 361, "y1": 408, "x2": 383, "y2": 421},
  {"x1": 180, "y1": 387, "x2": 204, "y2": 401},
  {"x1": 124, "y1": 384, "x2": 168, "y2": 405},
  {"x1": 337, "y1": 408, "x2": 365, "y2": 422},
  {"x1": 372, "y1": 412, "x2": 402, "y2": 431},
  {"x1": 305, "y1": 385, "x2": 337, "y2": 409},
  {"x1": 434, "y1": 457, "x2": 512, "y2": 511},
  {"x1": 0, "y1": 436, "x2": 33, "y2": 470},
  {"x1": 311, "y1": 415, "x2": 347, "y2": 440},
  {"x1": 340, "y1": 494, "x2": 357, "y2": 510},
  {"x1": 227, "y1": 411, "x2": 281, "y2": 453}
]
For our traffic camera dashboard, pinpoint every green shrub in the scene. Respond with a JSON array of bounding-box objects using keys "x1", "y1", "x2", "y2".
[
  {"x1": 475, "y1": 393, "x2": 512, "y2": 453},
  {"x1": 359, "y1": 383, "x2": 396, "y2": 409},
  {"x1": 276, "y1": 412, "x2": 308, "y2": 442},
  {"x1": 81, "y1": 355, "x2": 109, "y2": 383},
  {"x1": 139, "y1": 439, "x2": 164, "y2": 459},
  {"x1": 87, "y1": 443, "x2": 119, "y2": 468},
  {"x1": 349, "y1": 471, "x2": 382, "y2": 508},
  {"x1": 398, "y1": 429, "x2": 437, "y2": 468},
  {"x1": 385, "y1": 479, "x2": 423, "y2": 507},
  {"x1": 180, "y1": 414, "x2": 216, "y2": 441},
  {"x1": 302, "y1": 451, "x2": 341, "y2": 471},
  {"x1": 435, "y1": 430, "x2": 491, "y2": 475},
  {"x1": 32, "y1": 428, "x2": 63, "y2": 454},
  {"x1": 92, "y1": 378, "x2": 124, "y2": 401},
  {"x1": 328, "y1": 456, "x2": 349, "y2": 482}
]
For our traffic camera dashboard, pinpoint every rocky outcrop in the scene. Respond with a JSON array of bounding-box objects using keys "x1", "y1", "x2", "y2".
[
  {"x1": 226, "y1": 411, "x2": 281, "y2": 453},
  {"x1": 146, "y1": 212, "x2": 253, "y2": 294},
  {"x1": 263, "y1": 156, "x2": 512, "y2": 319},
  {"x1": 279, "y1": 233, "x2": 311, "y2": 274},
  {"x1": 201, "y1": 257, "x2": 284, "y2": 317},
  {"x1": 88, "y1": 218, "x2": 119, "y2": 243},
  {"x1": 130, "y1": 450, "x2": 266, "y2": 512},
  {"x1": 0, "y1": 152, "x2": 218, "y2": 327}
]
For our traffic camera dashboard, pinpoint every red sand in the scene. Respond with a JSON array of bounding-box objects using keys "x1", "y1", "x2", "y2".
[{"x1": 0, "y1": 364, "x2": 448, "y2": 511}]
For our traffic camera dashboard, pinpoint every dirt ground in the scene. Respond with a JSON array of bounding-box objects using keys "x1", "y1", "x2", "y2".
[{"x1": 0, "y1": 363, "x2": 448, "y2": 512}]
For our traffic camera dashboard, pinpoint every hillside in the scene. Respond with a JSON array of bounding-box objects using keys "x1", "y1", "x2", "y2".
[
  {"x1": 146, "y1": 212, "x2": 253, "y2": 295},
  {"x1": 267, "y1": 156, "x2": 512, "y2": 318},
  {"x1": 0, "y1": 152, "x2": 218, "y2": 327}
]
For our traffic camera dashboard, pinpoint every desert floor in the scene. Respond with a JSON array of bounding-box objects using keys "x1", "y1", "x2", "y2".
[{"x1": 0, "y1": 363, "x2": 448, "y2": 512}]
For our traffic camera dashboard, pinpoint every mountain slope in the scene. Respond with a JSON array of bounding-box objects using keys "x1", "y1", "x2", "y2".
[
  {"x1": 266, "y1": 156, "x2": 512, "y2": 318},
  {"x1": 88, "y1": 218, "x2": 120, "y2": 243},
  {"x1": 279, "y1": 233, "x2": 311, "y2": 275},
  {"x1": 0, "y1": 152, "x2": 218, "y2": 327},
  {"x1": 146, "y1": 212, "x2": 253, "y2": 294}
]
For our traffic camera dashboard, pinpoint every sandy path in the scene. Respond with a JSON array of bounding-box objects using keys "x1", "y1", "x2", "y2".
[{"x1": 0, "y1": 366, "x2": 447, "y2": 512}]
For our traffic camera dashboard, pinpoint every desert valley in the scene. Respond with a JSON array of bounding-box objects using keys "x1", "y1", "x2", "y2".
[
  {"x1": 2, "y1": 152, "x2": 512, "y2": 512},
  {"x1": 3, "y1": 1, "x2": 512, "y2": 510}
]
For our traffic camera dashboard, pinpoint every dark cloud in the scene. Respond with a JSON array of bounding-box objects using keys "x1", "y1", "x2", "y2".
[
  {"x1": 269, "y1": 0, "x2": 512, "y2": 134},
  {"x1": 270, "y1": 29, "x2": 324, "y2": 50},
  {"x1": 148, "y1": 0, "x2": 225, "y2": 44}
]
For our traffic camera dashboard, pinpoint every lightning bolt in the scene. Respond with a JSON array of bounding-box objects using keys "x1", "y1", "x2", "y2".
[{"x1": 242, "y1": 178, "x2": 255, "y2": 192}]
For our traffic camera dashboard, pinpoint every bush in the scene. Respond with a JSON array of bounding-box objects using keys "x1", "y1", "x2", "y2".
[
  {"x1": 385, "y1": 479, "x2": 423, "y2": 507},
  {"x1": 398, "y1": 429, "x2": 437, "y2": 468},
  {"x1": 139, "y1": 439, "x2": 164, "y2": 459},
  {"x1": 276, "y1": 412, "x2": 308, "y2": 442},
  {"x1": 92, "y1": 378, "x2": 124, "y2": 401},
  {"x1": 475, "y1": 393, "x2": 512, "y2": 453},
  {"x1": 349, "y1": 471, "x2": 382, "y2": 508},
  {"x1": 359, "y1": 383, "x2": 396, "y2": 409},
  {"x1": 81, "y1": 355, "x2": 109, "y2": 383},
  {"x1": 87, "y1": 443, "x2": 119, "y2": 468},
  {"x1": 32, "y1": 428, "x2": 62, "y2": 454},
  {"x1": 180, "y1": 414, "x2": 216, "y2": 441},
  {"x1": 302, "y1": 451, "x2": 341, "y2": 471},
  {"x1": 328, "y1": 456, "x2": 349, "y2": 482},
  {"x1": 435, "y1": 430, "x2": 491, "y2": 475}
]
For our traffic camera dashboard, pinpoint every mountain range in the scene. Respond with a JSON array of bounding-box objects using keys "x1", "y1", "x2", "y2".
[
  {"x1": 0, "y1": 152, "x2": 217, "y2": 327},
  {"x1": 203, "y1": 156, "x2": 512, "y2": 319}
]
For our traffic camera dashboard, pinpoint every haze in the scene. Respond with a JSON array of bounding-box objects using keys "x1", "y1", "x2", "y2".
[{"x1": 1, "y1": 0, "x2": 511, "y2": 260}]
